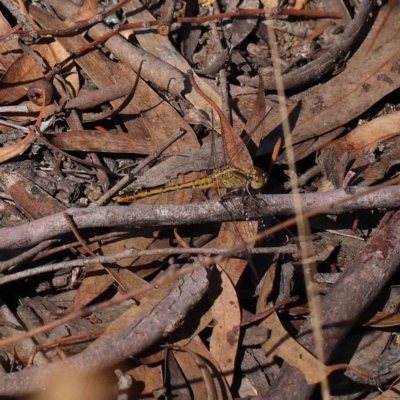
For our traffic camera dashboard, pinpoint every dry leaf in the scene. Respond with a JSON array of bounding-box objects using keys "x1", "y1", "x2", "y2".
[
  {"x1": 184, "y1": 337, "x2": 234, "y2": 400},
  {"x1": 260, "y1": 308, "x2": 328, "y2": 384},
  {"x1": 361, "y1": 311, "x2": 400, "y2": 328},
  {"x1": 71, "y1": 0, "x2": 98, "y2": 22},
  {"x1": 0, "y1": 12, "x2": 20, "y2": 69},
  {"x1": 174, "y1": 347, "x2": 217, "y2": 400},
  {"x1": 47, "y1": 130, "x2": 149, "y2": 153},
  {"x1": 320, "y1": 112, "x2": 400, "y2": 161},
  {"x1": 0, "y1": 55, "x2": 43, "y2": 105},
  {"x1": 228, "y1": 0, "x2": 260, "y2": 49},
  {"x1": 0, "y1": 131, "x2": 35, "y2": 163},
  {"x1": 209, "y1": 265, "x2": 241, "y2": 386},
  {"x1": 318, "y1": 112, "x2": 400, "y2": 187},
  {"x1": 0, "y1": 168, "x2": 66, "y2": 218},
  {"x1": 127, "y1": 364, "x2": 163, "y2": 399}
]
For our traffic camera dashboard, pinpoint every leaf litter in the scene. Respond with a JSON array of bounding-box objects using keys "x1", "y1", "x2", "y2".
[{"x1": 0, "y1": 0, "x2": 400, "y2": 399}]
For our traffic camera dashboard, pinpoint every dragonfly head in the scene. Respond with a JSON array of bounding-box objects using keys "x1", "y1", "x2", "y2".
[{"x1": 249, "y1": 167, "x2": 267, "y2": 190}]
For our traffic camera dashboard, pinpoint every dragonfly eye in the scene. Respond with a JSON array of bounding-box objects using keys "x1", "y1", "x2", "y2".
[{"x1": 250, "y1": 167, "x2": 267, "y2": 190}]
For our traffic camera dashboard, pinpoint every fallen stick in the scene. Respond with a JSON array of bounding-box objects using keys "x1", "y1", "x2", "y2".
[{"x1": 1, "y1": 186, "x2": 400, "y2": 251}]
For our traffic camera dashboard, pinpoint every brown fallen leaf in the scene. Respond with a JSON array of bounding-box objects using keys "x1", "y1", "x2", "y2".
[
  {"x1": 318, "y1": 112, "x2": 400, "y2": 187},
  {"x1": 260, "y1": 307, "x2": 328, "y2": 385},
  {"x1": 228, "y1": 0, "x2": 260, "y2": 49},
  {"x1": 127, "y1": 364, "x2": 164, "y2": 399},
  {"x1": 184, "y1": 337, "x2": 234, "y2": 400},
  {"x1": 47, "y1": 130, "x2": 148, "y2": 153},
  {"x1": 0, "y1": 168, "x2": 66, "y2": 219},
  {"x1": 356, "y1": 136, "x2": 400, "y2": 186},
  {"x1": 0, "y1": 131, "x2": 35, "y2": 164},
  {"x1": 361, "y1": 311, "x2": 400, "y2": 328},
  {"x1": 321, "y1": 112, "x2": 400, "y2": 162},
  {"x1": 0, "y1": 13, "x2": 20, "y2": 69},
  {"x1": 288, "y1": 304, "x2": 400, "y2": 328},
  {"x1": 0, "y1": 54, "x2": 44, "y2": 105},
  {"x1": 70, "y1": 0, "x2": 98, "y2": 22},
  {"x1": 173, "y1": 346, "x2": 217, "y2": 400},
  {"x1": 208, "y1": 265, "x2": 241, "y2": 387}
]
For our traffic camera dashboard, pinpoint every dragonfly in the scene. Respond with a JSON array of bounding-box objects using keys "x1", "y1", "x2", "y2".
[{"x1": 115, "y1": 165, "x2": 267, "y2": 203}]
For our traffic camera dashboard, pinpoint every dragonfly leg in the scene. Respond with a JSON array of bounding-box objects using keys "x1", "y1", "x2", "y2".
[
  {"x1": 241, "y1": 183, "x2": 266, "y2": 220},
  {"x1": 218, "y1": 187, "x2": 243, "y2": 203}
]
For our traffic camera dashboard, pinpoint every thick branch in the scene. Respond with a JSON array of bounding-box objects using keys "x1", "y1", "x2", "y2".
[
  {"x1": 0, "y1": 266, "x2": 209, "y2": 397},
  {"x1": 1, "y1": 186, "x2": 400, "y2": 251}
]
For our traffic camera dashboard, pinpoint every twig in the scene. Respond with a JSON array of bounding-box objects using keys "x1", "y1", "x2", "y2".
[
  {"x1": 0, "y1": 245, "x2": 299, "y2": 285},
  {"x1": 0, "y1": 193, "x2": 13, "y2": 200},
  {"x1": 63, "y1": 213, "x2": 129, "y2": 291},
  {"x1": 291, "y1": 21, "x2": 335, "y2": 50},
  {"x1": 16, "y1": 0, "x2": 41, "y2": 30},
  {"x1": 92, "y1": 128, "x2": 186, "y2": 206},
  {"x1": 63, "y1": 213, "x2": 98, "y2": 258},
  {"x1": 83, "y1": 60, "x2": 144, "y2": 122},
  {"x1": 158, "y1": 0, "x2": 178, "y2": 35},
  {"x1": 20, "y1": 7, "x2": 342, "y2": 38},
  {"x1": 219, "y1": 68, "x2": 231, "y2": 124},
  {"x1": 0, "y1": 22, "x2": 22, "y2": 43},
  {"x1": 241, "y1": 296, "x2": 300, "y2": 326},
  {"x1": 1, "y1": 184, "x2": 400, "y2": 252},
  {"x1": 0, "y1": 105, "x2": 35, "y2": 113},
  {"x1": 32, "y1": 231, "x2": 131, "y2": 261},
  {"x1": 283, "y1": 165, "x2": 322, "y2": 190},
  {"x1": 0, "y1": 119, "x2": 29, "y2": 132},
  {"x1": 0, "y1": 240, "x2": 58, "y2": 273},
  {"x1": 27, "y1": 328, "x2": 105, "y2": 368},
  {"x1": 61, "y1": 84, "x2": 133, "y2": 111}
]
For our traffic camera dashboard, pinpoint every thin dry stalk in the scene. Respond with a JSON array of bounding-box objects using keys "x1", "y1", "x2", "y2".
[{"x1": 265, "y1": 12, "x2": 330, "y2": 400}]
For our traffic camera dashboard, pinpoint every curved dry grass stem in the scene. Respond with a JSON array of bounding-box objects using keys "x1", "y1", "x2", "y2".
[{"x1": 264, "y1": 12, "x2": 331, "y2": 400}]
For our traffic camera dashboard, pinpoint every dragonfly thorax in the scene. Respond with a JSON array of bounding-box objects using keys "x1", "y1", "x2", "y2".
[{"x1": 248, "y1": 167, "x2": 267, "y2": 190}]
